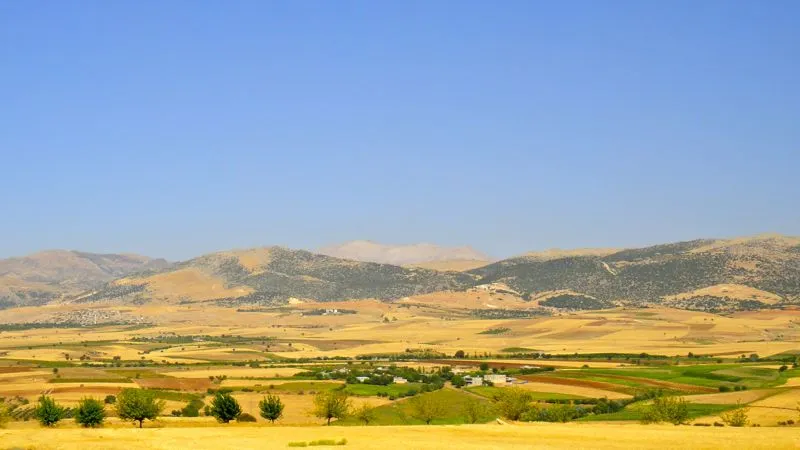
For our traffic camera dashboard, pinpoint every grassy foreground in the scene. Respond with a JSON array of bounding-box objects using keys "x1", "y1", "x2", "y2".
[{"x1": 1, "y1": 423, "x2": 798, "y2": 449}]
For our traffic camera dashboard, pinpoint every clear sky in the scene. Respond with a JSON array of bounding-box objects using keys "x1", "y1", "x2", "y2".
[{"x1": 1, "y1": 1, "x2": 798, "y2": 261}]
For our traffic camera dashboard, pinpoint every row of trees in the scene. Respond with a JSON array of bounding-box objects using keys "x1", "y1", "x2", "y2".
[{"x1": 0, "y1": 389, "x2": 368, "y2": 428}]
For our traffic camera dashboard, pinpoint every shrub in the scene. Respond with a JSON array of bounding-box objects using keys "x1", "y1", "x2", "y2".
[
  {"x1": 75, "y1": 397, "x2": 105, "y2": 428},
  {"x1": 454, "y1": 350, "x2": 465, "y2": 358},
  {"x1": 181, "y1": 398, "x2": 203, "y2": 417},
  {"x1": 104, "y1": 395, "x2": 117, "y2": 404},
  {"x1": 116, "y1": 389, "x2": 165, "y2": 428},
  {"x1": 237, "y1": 412, "x2": 257, "y2": 422},
  {"x1": 288, "y1": 442, "x2": 308, "y2": 447},
  {"x1": 259, "y1": 395, "x2": 285, "y2": 423},
  {"x1": 209, "y1": 392, "x2": 242, "y2": 423},
  {"x1": 718, "y1": 386, "x2": 731, "y2": 393},
  {"x1": 640, "y1": 396, "x2": 689, "y2": 425},
  {"x1": 720, "y1": 401, "x2": 749, "y2": 427},
  {"x1": 313, "y1": 391, "x2": 351, "y2": 425},
  {"x1": 34, "y1": 395, "x2": 65, "y2": 427},
  {"x1": 713, "y1": 421, "x2": 724, "y2": 427}
]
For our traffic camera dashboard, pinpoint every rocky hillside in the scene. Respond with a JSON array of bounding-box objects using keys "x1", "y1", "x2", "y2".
[
  {"x1": 470, "y1": 234, "x2": 800, "y2": 312},
  {"x1": 317, "y1": 240, "x2": 489, "y2": 266},
  {"x1": 0, "y1": 251, "x2": 170, "y2": 307},
  {"x1": 73, "y1": 247, "x2": 475, "y2": 305}
]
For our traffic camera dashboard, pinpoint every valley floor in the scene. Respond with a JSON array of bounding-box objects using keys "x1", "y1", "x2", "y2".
[{"x1": 1, "y1": 423, "x2": 798, "y2": 449}]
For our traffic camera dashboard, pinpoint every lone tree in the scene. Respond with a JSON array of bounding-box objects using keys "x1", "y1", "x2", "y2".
[
  {"x1": 409, "y1": 394, "x2": 446, "y2": 425},
  {"x1": 259, "y1": 395, "x2": 285, "y2": 423},
  {"x1": 209, "y1": 392, "x2": 242, "y2": 423},
  {"x1": 34, "y1": 395, "x2": 65, "y2": 427},
  {"x1": 640, "y1": 396, "x2": 689, "y2": 425},
  {"x1": 463, "y1": 396, "x2": 489, "y2": 424},
  {"x1": 497, "y1": 388, "x2": 532, "y2": 421},
  {"x1": 75, "y1": 397, "x2": 106, "y2": 428},
  {"x1": 116, "y1": 389, "x2": 165, "y2": 428},
  {"x1": 454, "y1": 350, "x2": 465, "y2": 358},
  {"x1": 313, "y1": 391, "x2": 351, "y2": 425},
  {"x1": 720, "y1": 401, "x2": 750, "y2": 427},
  {"x1": 355, "y1": 403, "x2": 376, "y2": 425}
]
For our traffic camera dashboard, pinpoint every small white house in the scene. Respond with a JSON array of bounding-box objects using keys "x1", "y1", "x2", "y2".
[
  {"x1": 355, "y1": 376, "x2": 369, "y2": 383},
  {"x1": 393, "y1": 376, "x2": 408, "y2": 384},
  {"x1": 464, "y1": 375, "x2": 483, "y2": 387},
  {"x1": 485, "y1": 374, "x2": 510, "y2": 385}
]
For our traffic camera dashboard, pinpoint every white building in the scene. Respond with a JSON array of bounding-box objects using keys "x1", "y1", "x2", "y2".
[
  {"x1": 355, "y1": 376, "x2": 369, "y2": 383},
  {"x1": 485, "y1": 374, "x2": 510, "y2": 385},
  {"x1": 393, "y1": 376, "x2": 408, "y2": 384},
  {"x1": 464, "y1": 375, "x2": 483, "y2": 387}
]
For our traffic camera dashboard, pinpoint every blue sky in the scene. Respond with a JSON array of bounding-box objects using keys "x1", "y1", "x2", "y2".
[{"x1": 1, "y1": 1, "x2": 798, "y2": 260}]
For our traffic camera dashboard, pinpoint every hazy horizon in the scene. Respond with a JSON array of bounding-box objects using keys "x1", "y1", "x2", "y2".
[{"x1": 3, "y1": 1, "x2": 798, "y2": 261}]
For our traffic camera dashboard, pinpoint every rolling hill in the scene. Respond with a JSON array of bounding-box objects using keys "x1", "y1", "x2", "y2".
[
  {"x1": 73, "y1": 246, "x2": 475, "y2": 305},
  {"x1": 0, "y1": 250, "x2": 170, "y2": 308},
  {"x1": 469, "y1": 234, "x2": 800, "y2": 311}
]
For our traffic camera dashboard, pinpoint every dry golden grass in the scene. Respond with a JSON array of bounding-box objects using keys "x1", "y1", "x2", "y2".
[
  {"x1": 162, "y1": 367, "x2": 306, "y2": 379},
  {"x1": 116, "y1": 267, "x2": 252, "y2": 302},
  {"x1": 0, "y1": 423, "x2": 798, "y2": 449},
  {"x1": 664, "y1": 284, "x2": 782, "y2": 304}
]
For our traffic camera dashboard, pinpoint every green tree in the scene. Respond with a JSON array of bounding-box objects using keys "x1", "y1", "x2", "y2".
[
  {"x1": 259, "y1": 395, "x2": 285, "y2": 423},
  {"x1": 34, "y1": 395, "x2": 65, "y2": 427},
  {"x1": 454, "y1": 350, "x2": 465, "y2": 358},
  {"x1": 640, "y1": 396, "x2": 689, "y2": 425},
  {"x1": 0, "y1": 401, "x2": 10, "y2": 428},
  {"x1": 75, "y1": 397, "x2": 106, "y2": 428},
  {"x1": 479, "y1": 363, "x2": 489, "y2": 371},
  {"x1": 720, "y1": 401, "x2": 749, "y2": 427},
  {"x1": 463, "y1": 396, "x2": 489, "y2": 424},
  {"x1": 409, "y1": 394, "x2": 446, "y2": 425},
  {"x1": 451, "y1": 376, "x2": 466, "y2": 388},
  {"x1": 312, "y1": 391, "x2": 351, "y2": 425},
  {"x1": 104, "y1": 395, "x2": 116, "y2": 405},
  {"x1": 354, "y1": 403, "x2": 375, "y2": 425},
  {"x1": 497, "y1": 388, "x2": 533, "y2": 421},
  {"x1": 116, "y1": 389, "x2": 165, "y2": 428},
  {"x1": 209, "y1": 392, "x2": 242, "y2": 423}
]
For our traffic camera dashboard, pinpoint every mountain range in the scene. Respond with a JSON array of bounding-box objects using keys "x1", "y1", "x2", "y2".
[{"x1": 1, "y1": 235, "x2": 798, "y2": 313}]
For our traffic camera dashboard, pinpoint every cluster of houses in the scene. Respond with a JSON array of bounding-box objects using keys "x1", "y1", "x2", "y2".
[{"x1": 354, "y1": 375, "x2": 409, "y2": 384}]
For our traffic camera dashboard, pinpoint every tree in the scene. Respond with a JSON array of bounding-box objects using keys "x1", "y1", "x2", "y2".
[
  {"x1": 104, "y1": 395, "x2": 116, "y2": 405},
  {"x1": 409, "y1": 394, "x2": 446, "y2": 425},
  {"x1": 0, "y1": 402, "x2": 9, "y2": 429},
  {"x1": 116, "y1": 389, "x2": 165, "y2": 428},
  {"x1": 463, "y1": 396, "x2": 489, "y2": 424},
  {"x1": 479, "y1": 362, "x2": 489, "y2": 371},
  {"x1": 454, "y1": 350, "x2": 465, "y2": 358},
  {"x1": 451, "y1": 376, "x2": 466, "y2": 388},
  {"x1": 640, "y1": 396, "x2": 689, "y2": 425},
  {"x1": 312, "y1": 391, "x2": 351, "y2": 425},
  {"x1": 34, "y1": 395, "x2": 65, "y2": 427},
  {"x1": 355, "y1": 403, "x2": 375, "y2": 425},
  {"x1": 209, "y1": 392, "x2": 242, "y2": 423},
  {"x1": 259, "y1": 395, "x2": 284, "y2": 423},
  {"x1": 497, "y1": 388, "x2": 533, "y2": 421},
  {"x1": 720, "y1": 402, "x2": 749, "y2": 427},
  {"x1": 75, "y1": 397, "x2": 106, "y2": 428}
]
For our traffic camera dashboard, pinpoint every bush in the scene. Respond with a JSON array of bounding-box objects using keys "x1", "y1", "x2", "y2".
[
  {"x1": 209, "y1": 392, "x2": 242, "y2": 423},
  {"x1": 181, "y1": 398, "x2": 203, "y2": 417},
  {"x1": 34, "y1": 395, "x2": 65, "y2": 427},
  {"x1": 259, "y1": 395, "x2": 285, "y2": 423},
  {"x1": 713, "y1": 421, "x2": 724, "y2": 427},
  {"x1": 237, "y1": 412, "x2": 257, "y2": 422},
  {"x1": 104, "y1": 395, "x2": 116, "y2": 404},
  {"x1": 718, "y1": 386, "x2": 731, "y2": 393},
  {"x1": 463, "y1": 397, "x2": 489, "y2": 424},
  {"x1": 720, "y1": 402, "x2": 749, "y2": 427},
  {"x1": 116, "y1": 389, "x2": 165, "y2": 428},
  {"x1": 640, "y1": 396, "x2": 689, "y2": 425},
  {"x1": 75, "y1": 397, "x2": 105, "y2": 428}
]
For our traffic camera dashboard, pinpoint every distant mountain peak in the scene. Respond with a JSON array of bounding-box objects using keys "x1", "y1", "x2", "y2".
[{"x1": 317, "y1": 240, "x2": 490, "y2": 266}]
